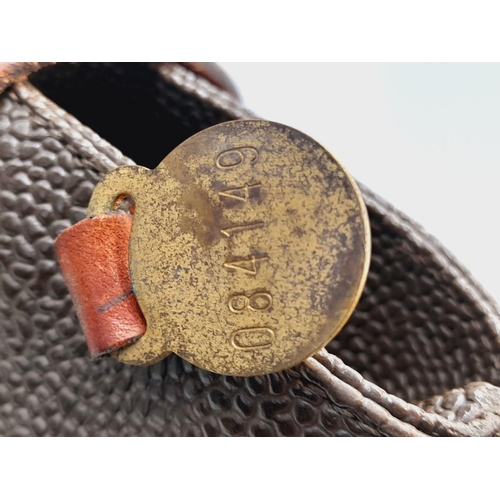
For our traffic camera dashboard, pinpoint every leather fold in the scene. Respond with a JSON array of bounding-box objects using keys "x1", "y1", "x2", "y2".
[{"x1": 54, "y1": 213, "x2": 146, "y2": 357}]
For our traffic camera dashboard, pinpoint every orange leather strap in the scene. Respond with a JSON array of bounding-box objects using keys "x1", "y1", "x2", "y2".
[{"x1": 54, "y1": 213, "x2": 146, "y2": 357}]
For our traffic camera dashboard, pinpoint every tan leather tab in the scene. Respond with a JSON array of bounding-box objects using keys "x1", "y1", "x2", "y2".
[{"x1": 54, "y1": 213, "x2": 146, "y2": 357}]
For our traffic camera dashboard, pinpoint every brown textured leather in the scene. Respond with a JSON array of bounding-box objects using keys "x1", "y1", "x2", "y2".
[
  {"x1": 0, "y1": 63, "x2": 55, "y2": 93},
  {"x1": 54, "y1": 213, "x2": 145, "y2": 357},
  {"x1": 0, "y1": 62, "x2": 499, "y2": 436}
]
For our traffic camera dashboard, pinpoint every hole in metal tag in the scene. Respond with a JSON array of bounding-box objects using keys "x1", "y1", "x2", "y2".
[{"x1": 87, "y1": 120, "x2": 371, "y2": 376}]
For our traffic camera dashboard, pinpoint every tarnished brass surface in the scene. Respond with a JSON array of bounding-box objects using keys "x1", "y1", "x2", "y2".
[{"x1": 88, "y1": 120, "x2": 370, "y2": 376}]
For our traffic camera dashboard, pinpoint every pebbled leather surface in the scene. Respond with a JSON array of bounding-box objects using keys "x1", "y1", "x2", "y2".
[
  {"x1": 1, "y1": 64, "x2": 500, "y2": 436},
  {"x1": 329, "y1": 203, "x2": 500, "y2": 403}
]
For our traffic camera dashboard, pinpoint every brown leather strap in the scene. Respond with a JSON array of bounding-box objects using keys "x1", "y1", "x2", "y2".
[
  {"x1": 0, "y1": 62, "x2": 55, "y2": 93},
  {"x1": 177, "y1": 63, "x2": 240, "y2": 99},
  {"x1": 308, "y1": 349, "x2": 500, "y2": 436},
  {"x1": 54, "y1": 213, "x2": 146, "y2": 357}
]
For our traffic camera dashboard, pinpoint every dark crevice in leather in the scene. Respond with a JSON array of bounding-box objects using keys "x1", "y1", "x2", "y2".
[{"x1": 29, "y1": 63, "x2": 234, "y2": 169}]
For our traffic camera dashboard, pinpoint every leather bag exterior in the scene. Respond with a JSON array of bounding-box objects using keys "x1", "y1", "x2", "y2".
[{"x1": 0, "y1": 63, "x2": 499, "y2": 436}]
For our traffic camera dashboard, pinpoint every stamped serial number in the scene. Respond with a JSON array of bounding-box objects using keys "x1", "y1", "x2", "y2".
[{"x1": 217, "y1": 146, "x2": 274, "y2": 350}]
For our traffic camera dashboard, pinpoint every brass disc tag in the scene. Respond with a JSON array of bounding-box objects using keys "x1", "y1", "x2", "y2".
[{"x1": 88, "y1": 120, "x2": 370, "y2": 376}]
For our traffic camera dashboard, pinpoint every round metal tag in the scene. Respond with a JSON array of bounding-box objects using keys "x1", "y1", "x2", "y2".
[{"x1": 88, "y1": 120, "x2": 370, "y2": 376}]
